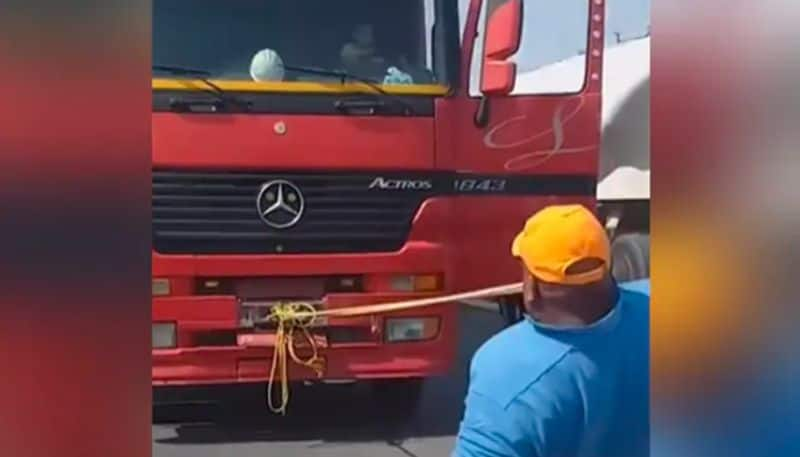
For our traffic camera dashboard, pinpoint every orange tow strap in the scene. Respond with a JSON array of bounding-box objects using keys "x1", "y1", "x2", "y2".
[{"x1": 264, "y1": 282, "x2": 522, "y2": 414}]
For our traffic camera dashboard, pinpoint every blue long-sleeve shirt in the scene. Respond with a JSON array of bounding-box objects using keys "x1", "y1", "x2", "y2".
[{"x1": 453, "y1": 280, "x2": 650, "y2": 457}]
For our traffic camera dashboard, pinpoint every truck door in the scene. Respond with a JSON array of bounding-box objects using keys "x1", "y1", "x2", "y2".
[{"x1": 441, "y1": 0, "x2": 603, "y2": 292}]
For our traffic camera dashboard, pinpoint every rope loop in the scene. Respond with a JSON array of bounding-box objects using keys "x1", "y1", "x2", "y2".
[{"x1": 265, "y1": 301, "x2": 324, "y2": 414}]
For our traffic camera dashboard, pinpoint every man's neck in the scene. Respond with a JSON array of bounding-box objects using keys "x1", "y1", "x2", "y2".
[
  {"x1": 529, "y1": 285, "x2": 618, "y2": 327},
  {"x1": 529, "y1": 300, "x2": 615, "y2": 327}
]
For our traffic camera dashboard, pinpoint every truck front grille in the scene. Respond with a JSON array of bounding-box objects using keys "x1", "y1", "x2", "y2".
[{"x1": 152, "y1": 171, "x2": 428, "y2": 254}]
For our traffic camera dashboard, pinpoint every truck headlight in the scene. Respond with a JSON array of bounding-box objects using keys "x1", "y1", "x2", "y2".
[
  {"x1": 152, "y1": 322, "x2": 177, "y2": 349},
  {"x1": 385, "y1": 317, "x2": 439, "y2": 342},
  {"x1": 390, "y1": 274, "x2": 442, "y2": 292}
]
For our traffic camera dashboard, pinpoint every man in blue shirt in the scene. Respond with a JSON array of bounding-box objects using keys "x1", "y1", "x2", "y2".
[{"x1": 453, "y1": 205, "x2": 649, "y2": 457}]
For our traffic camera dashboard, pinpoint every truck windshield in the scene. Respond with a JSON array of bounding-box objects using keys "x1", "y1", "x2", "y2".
[{"x1": 153, "y1": 0, "x2": 454, "y2": 91}]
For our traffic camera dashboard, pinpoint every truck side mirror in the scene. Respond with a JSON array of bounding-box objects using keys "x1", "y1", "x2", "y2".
[{"x1": 480, "y1": 0, "x2": 523, "y2": 96}]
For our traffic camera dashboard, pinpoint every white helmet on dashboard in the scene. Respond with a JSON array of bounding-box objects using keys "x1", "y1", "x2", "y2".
[{"x1": 250, "y1": 48, "x2": 285, "y2": 82}]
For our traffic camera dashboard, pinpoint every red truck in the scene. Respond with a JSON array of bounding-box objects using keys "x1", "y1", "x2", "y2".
[{"x1": 151, "y1": 0, "x2": 604, "y2": 414}]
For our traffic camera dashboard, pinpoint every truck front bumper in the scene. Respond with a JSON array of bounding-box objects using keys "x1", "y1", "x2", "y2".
[{"x1": 152, "y1": 294, "x2": 457, "y2": 386}]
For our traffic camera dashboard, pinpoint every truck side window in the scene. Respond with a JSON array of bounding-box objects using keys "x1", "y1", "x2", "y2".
[
  {"x1": 468, "y1": 0, "x2": 591, "y2": 97},
  {"x1": 458, "y1": 0, "x2": 471, "y2": 44}
]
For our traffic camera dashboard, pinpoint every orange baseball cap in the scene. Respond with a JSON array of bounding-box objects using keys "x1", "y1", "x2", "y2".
[{"x1": 511, "y1": 204, "x2": 610, "y2": 285}]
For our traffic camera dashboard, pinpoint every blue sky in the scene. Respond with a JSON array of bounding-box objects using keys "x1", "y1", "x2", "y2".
[{"x1": 459, "y1": 0, "x2": 650, "y2": 72}]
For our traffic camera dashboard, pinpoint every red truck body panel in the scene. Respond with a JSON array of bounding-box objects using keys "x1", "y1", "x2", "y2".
[{"x1": 152, "y1": 114, "x2": 436, "y2": 170}]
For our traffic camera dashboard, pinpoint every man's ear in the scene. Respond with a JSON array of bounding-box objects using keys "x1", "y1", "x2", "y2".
[{"x1": 522, "y1": 269, "x2": 536, "y2": 305}]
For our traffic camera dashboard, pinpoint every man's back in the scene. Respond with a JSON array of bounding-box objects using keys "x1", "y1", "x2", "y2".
[{"x1": 454, "y1": 282, "x2": 649, "y2": 457}]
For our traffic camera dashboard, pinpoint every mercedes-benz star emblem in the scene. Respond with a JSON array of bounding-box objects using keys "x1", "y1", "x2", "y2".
[{"x1": 256, "y1": 180, "x2": 305, "y2": 229}]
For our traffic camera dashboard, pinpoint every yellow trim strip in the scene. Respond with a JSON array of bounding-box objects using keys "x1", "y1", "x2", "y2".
[{"x1": 152, "y1": 78, "x2": 449, "y2": 96}]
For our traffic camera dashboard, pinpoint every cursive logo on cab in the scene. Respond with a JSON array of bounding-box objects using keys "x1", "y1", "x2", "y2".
[{"x1": 483, "y1": 96, "x2": 595, "y2": 171}]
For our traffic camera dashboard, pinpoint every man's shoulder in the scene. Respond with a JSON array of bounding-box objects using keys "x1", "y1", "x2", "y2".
[
  {"x1": 619, "y1": 279, "x2": 650, "y2": 298},
  {"x1": 618, "y1": 279, "x2": 650, "y2": 323},
  {"x1": 469, "y1": 321, "x2": 573, "y2": 408}
]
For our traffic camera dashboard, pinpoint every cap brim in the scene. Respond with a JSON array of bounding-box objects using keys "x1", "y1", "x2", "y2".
[{"x1": 511, "y1": 232, "x2": 523, "y2": 258}]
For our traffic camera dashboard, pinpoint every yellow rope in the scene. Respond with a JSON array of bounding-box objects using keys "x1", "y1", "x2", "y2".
[
  {"x1": 263, "y1": 281, "x2": 523, "y2": 414},
  {"x1": 265, "y1": 301, "x2": 324, "y2": 414}
]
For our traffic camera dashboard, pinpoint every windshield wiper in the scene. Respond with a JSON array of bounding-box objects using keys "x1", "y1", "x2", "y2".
[
  {"x1": 152, "y1": 65, "x2": 251, "y2": 112},
  {"x1": 282, "y1": 65, "x2": 416, "y2": 115}
]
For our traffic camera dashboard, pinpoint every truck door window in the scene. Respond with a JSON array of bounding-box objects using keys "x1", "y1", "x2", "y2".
[
  {"x1": 468, "y1": 0, "x2": 591, "y2": 96},
  {"x1": 457, "y1": 0, "x2": 471, "y2": 44}
]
